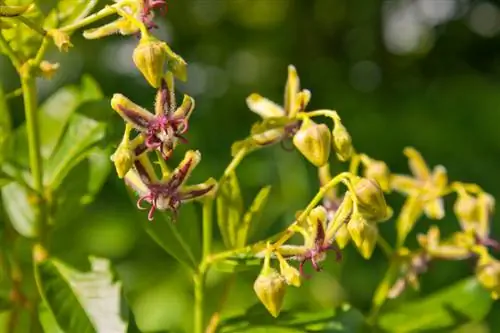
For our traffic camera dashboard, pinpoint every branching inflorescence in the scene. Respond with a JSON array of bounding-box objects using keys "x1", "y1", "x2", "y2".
[{"x1": 1, "y1": 0, "x2": 499, "y2": 331}]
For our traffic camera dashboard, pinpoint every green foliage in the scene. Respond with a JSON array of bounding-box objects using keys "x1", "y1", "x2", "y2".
[
  {"x1": 378, "y1": 277, "x2": 492, "y2": 332},
  {"x1": 0, "y1": 1, "x2": 499, "y2": 333},
  {"x1": 35, "y1": 258, "x2": 97, "y2": 333},
  {"x1": 220, "y1": 304, "x2": 365, "y2": 333}
]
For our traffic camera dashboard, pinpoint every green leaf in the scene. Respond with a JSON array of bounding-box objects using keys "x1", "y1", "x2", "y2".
[
  {"x1": 220, "y1": 304, "x2": 365, "y2": 333},
  {"x1": 126, "y1": 188, "x2": 201, "y2": 269},
  {"x1": 0, "y1": 169, "x2": 15, "y2": 188},
  {"x1": 1, "y1": 1, "x2": 44, "y2": 58},
  {"x1": 1, "y1": 181, "x2": 37, "y2": 237},
  {"x1": 217, "y1": 172, "x2": 243, "y2": 248},
  {"x1": 44, "y1": 113, "x2": 106, "y2": 188},
  {"x1": 43, "y1": 0, "x2": 99, "y2": 28},
  {"x1": 35, "y1": 258, "x2": 97, "y2": 333},
  {"x1": 0, "y1": 83, "x2": 12, "y2": 164},
  {"x1": 377, "y1": 277, "x2": 493, "y2": 332},
  {"x1": 236, "y1": 186, "x2": 271, "y2": 247}
]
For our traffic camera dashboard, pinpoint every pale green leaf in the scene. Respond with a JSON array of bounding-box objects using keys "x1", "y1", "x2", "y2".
[
  {"x1": 216, "y1": 172, "x2": 243, "y2": 248},
  {"x1": 236, "y1": 186, "x2": 271, "y2": 247},
  {"x1": 35, "y1": 258, "x2": 97, "y2": 333}
]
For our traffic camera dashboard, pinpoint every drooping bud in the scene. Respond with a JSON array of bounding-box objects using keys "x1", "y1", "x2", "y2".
[
  {"x1": 111, "y1": 125, "x2": 135, "y2": 178},
  {"x1": 133, "y1": 35, "x2": 168, "y2": 88},
  {"x1": 292, "y1": 119, "x2": 331, "y2": 167},
  {"x1": 347, "y1": 213, "x2": 378, "y2": 259},
  {"x1": 253, "y1": 249, "x2": 287, "y2": 317},
  {"x1": 361, "y1": 155, "x2": 391, "y2": 192},
  {"x1": 276, "y1": 252, "x2": 301, "y2": 287},
  {"x1": 476, "y1": 251, "x2": 500, "y2": 300},
  {"x1": 335, "y1": 224, "x2": 350, "y2": 249},
  {"x1": 332, "y1": 121, "x2": 353, "y2": 162},
  {"x1": 352, "y1": 177, "x2": 389, "y2": 222},
  {"x1": 48, "y1": 29, "x2": 73, "y2": 52}
]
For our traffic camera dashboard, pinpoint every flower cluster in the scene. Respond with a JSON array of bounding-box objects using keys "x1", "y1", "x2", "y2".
[
  {"x1": 88, "y1": 1, "x2": 216, "y2": 220},
  {"x1": 243, "y1": 67, "x2": 499, "y2": 317}
]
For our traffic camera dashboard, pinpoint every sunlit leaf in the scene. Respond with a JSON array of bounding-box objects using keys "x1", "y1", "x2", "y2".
[
  {"x1": 1, "y1": 181, "x2": 37, "y2": 237},
  {"x1": 220, "y1": 304, "x2": 365, "y2": 333},
  {"x1": 35, "y1": 258, "x2": 97, "y2": 333},
  {"x1": 44, "y1": 114, "x2": 106, "y2": 188},
  {"x1": 377, "y1": 277, "x2": 493, "y2": 332},
  {"x1": 236, "y1": 186, "x2": 271, "y2": 247},
  {"x1": 0, "y1": 0, "x2": 44, "y2": 58},
  {"x1": 216, "y1": 172, "x2": 243, "y2": 248}
]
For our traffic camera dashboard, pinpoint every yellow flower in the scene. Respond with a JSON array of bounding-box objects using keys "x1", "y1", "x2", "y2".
[{"x1": 391, "y1": 147, "x2": 448, "y2": 243}]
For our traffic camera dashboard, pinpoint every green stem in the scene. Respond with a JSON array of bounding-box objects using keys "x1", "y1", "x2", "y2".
[
  {"x1": 218, "y1": 148, "x2": 248, "y2": 188},
  {"x1": 202, "y1": 199, "x2": 214, "y2": 259},
  {"x1": 21, "y1": 73, "x2": 47, "y2": 241},
  {"x1": 193, "y1": 273, "x2": 204, "y2": 333},
  {"x1": 60, "y1": 5, "x2": 117, "y2": 33},
  {"x1": 368, "y1": 259, "x2": 400, "y2": 324},
  {"x1": 0, "y1": 34, "x2": 22, "y2": 70},
  {"x1": 377, "y1": 234, "x2": 393, "y2": 258},
  {"x1": 16, "y1": 16, "x2": 46, "y2": 36}
]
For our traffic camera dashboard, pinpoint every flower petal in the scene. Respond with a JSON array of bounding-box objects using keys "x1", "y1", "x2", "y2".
[
  {"x1": 284, "y1": 65, "x2": 300, "y2": 117},
  {"x1": 173, "y1": 94, "x2": 195, "y2": 120},
  {"x1": 111, "y1": 94, "x2": 154, "y2": 131},
  {"x1": 431, "y1": 165, "x2": 448, "y2": 190},
  {"x1": 403, "y1": 147, "x2": 431, "y2": 181},
  {"x1": 246, "y1": 93, "x2": 285, "y2": 118},
  {"x1": 424, "y1": 198, "x2": 445, "y2": 220},
  {"x1": 166, "y1": 150, "x2": 201, "y2": 190},
  {"x1": 397, "y1": 195, "x2": 424, "y2": 244},
  {"x1": 390, "y1": 174, "x2": 420, "y2": 195}
]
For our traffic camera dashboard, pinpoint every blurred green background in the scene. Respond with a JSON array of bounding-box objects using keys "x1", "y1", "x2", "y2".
[{"x1": 2, "y1": 0, "x2": 500, "y2": 331}]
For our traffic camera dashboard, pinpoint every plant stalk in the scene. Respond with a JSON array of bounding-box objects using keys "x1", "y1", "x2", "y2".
[
  {"x1": 193, "y1": 273, "x2": 204, "y2": 333},
  {"x1": 20, "y1": 72, "x2": 47, "y2": 241}
]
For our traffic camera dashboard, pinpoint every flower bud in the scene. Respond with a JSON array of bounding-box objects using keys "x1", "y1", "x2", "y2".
[
  {"x1": 352, "y1": 177, "x2": 389, "y2": 222},
  {"x1": 347, "y1": 213, "x2": 378, "y2": 259},
  {"x1": 476, "y1": 253, "x2": 500, "y2": 300},
  {"x1": 253, "y1": 268, "x2": 287, "y2": 317},
  {"x1": 39, "y1": 61, "x2": 60, "y2": 80},
  {"x1": 111, "y1": 144, "x2": 135, "y2": 179},
  {"x1": 362, "y1": 156, "x2": 391, "y2": 192},
  {"x1": 48, "y1": 29, "x2": 72, "y2": 52},
  {"x1": 293, "y1": 119, "x2": 331, "y2": 167},
  {"x1": 277, "y1": 254, "x2": 301, "y2": 287},
  {"x1": 133, "y1": 36, "x2": 169, "y2": 88},
  {"x1": 332, "y1": 122, "x2": 353, "y2": 161},
  {"x1": 335, "y1": 224, "x2": 350, "y2": 249}
]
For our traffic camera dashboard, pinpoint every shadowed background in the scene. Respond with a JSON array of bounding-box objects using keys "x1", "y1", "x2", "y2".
[{"x1": 2, "y1": 0, "x2": 500, "y2": 332}]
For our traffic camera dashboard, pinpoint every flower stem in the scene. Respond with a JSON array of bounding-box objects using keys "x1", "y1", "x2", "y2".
[
  {"x1": 193, "y1": 273, "x2": 204, "y2": 333},
  {"x1": 21, "y1": 72, "x2": 47, "y2": 241},
  {"x1": 368, "y1": 259, "x2": 399, "y2": 324},
  {"x1": 60, "y1": 5, "x2": 116, "y2": 33},
  {"x1": 0, "y1": 34, "x2": 22, "y2": 70},
  {"x1": 202, "y1": 199, "x2": 214, "y2": 259}
]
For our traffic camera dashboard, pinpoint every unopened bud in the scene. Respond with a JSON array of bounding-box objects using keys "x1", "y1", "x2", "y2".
[
  {"x1": 476, "y1": 253, "x2": 500, "y2": 300},
  {"x1": 277, "y1": 254, "x2": 301, "y2": 287},
  {"x1": 362, "y1": 156, "x2": 391, "y2": 192},
  {"x1": 352, "y1": 177, "x2": 389, "y2": 222},
  {"x1": 253, "y1": 268, "x2": 287, "y2": 317},
  {"x1": 39, "y1": 61, "x2": 60, "y2": 79},
  {"x1": 48, "y1": 29, "x2": 72, "y2": 52},
  {"x1": 293, "y1": 119, "x2": 331, "y2": 167},
  {"x1": 335, "y1": 224, "x2": 350, "y2": 249},
  {"x1": 133, "y1": 36, "x2": 167, "y2": 88},
  {"x1": 332, "y1": 122, "x2": 353, "y2": 161},
  {"x1": 111, "y1": 144, "x2": 135, "y2": 179},
  {"x1": 347, "y1": 213, "x2": 378, "y2": 259}
]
